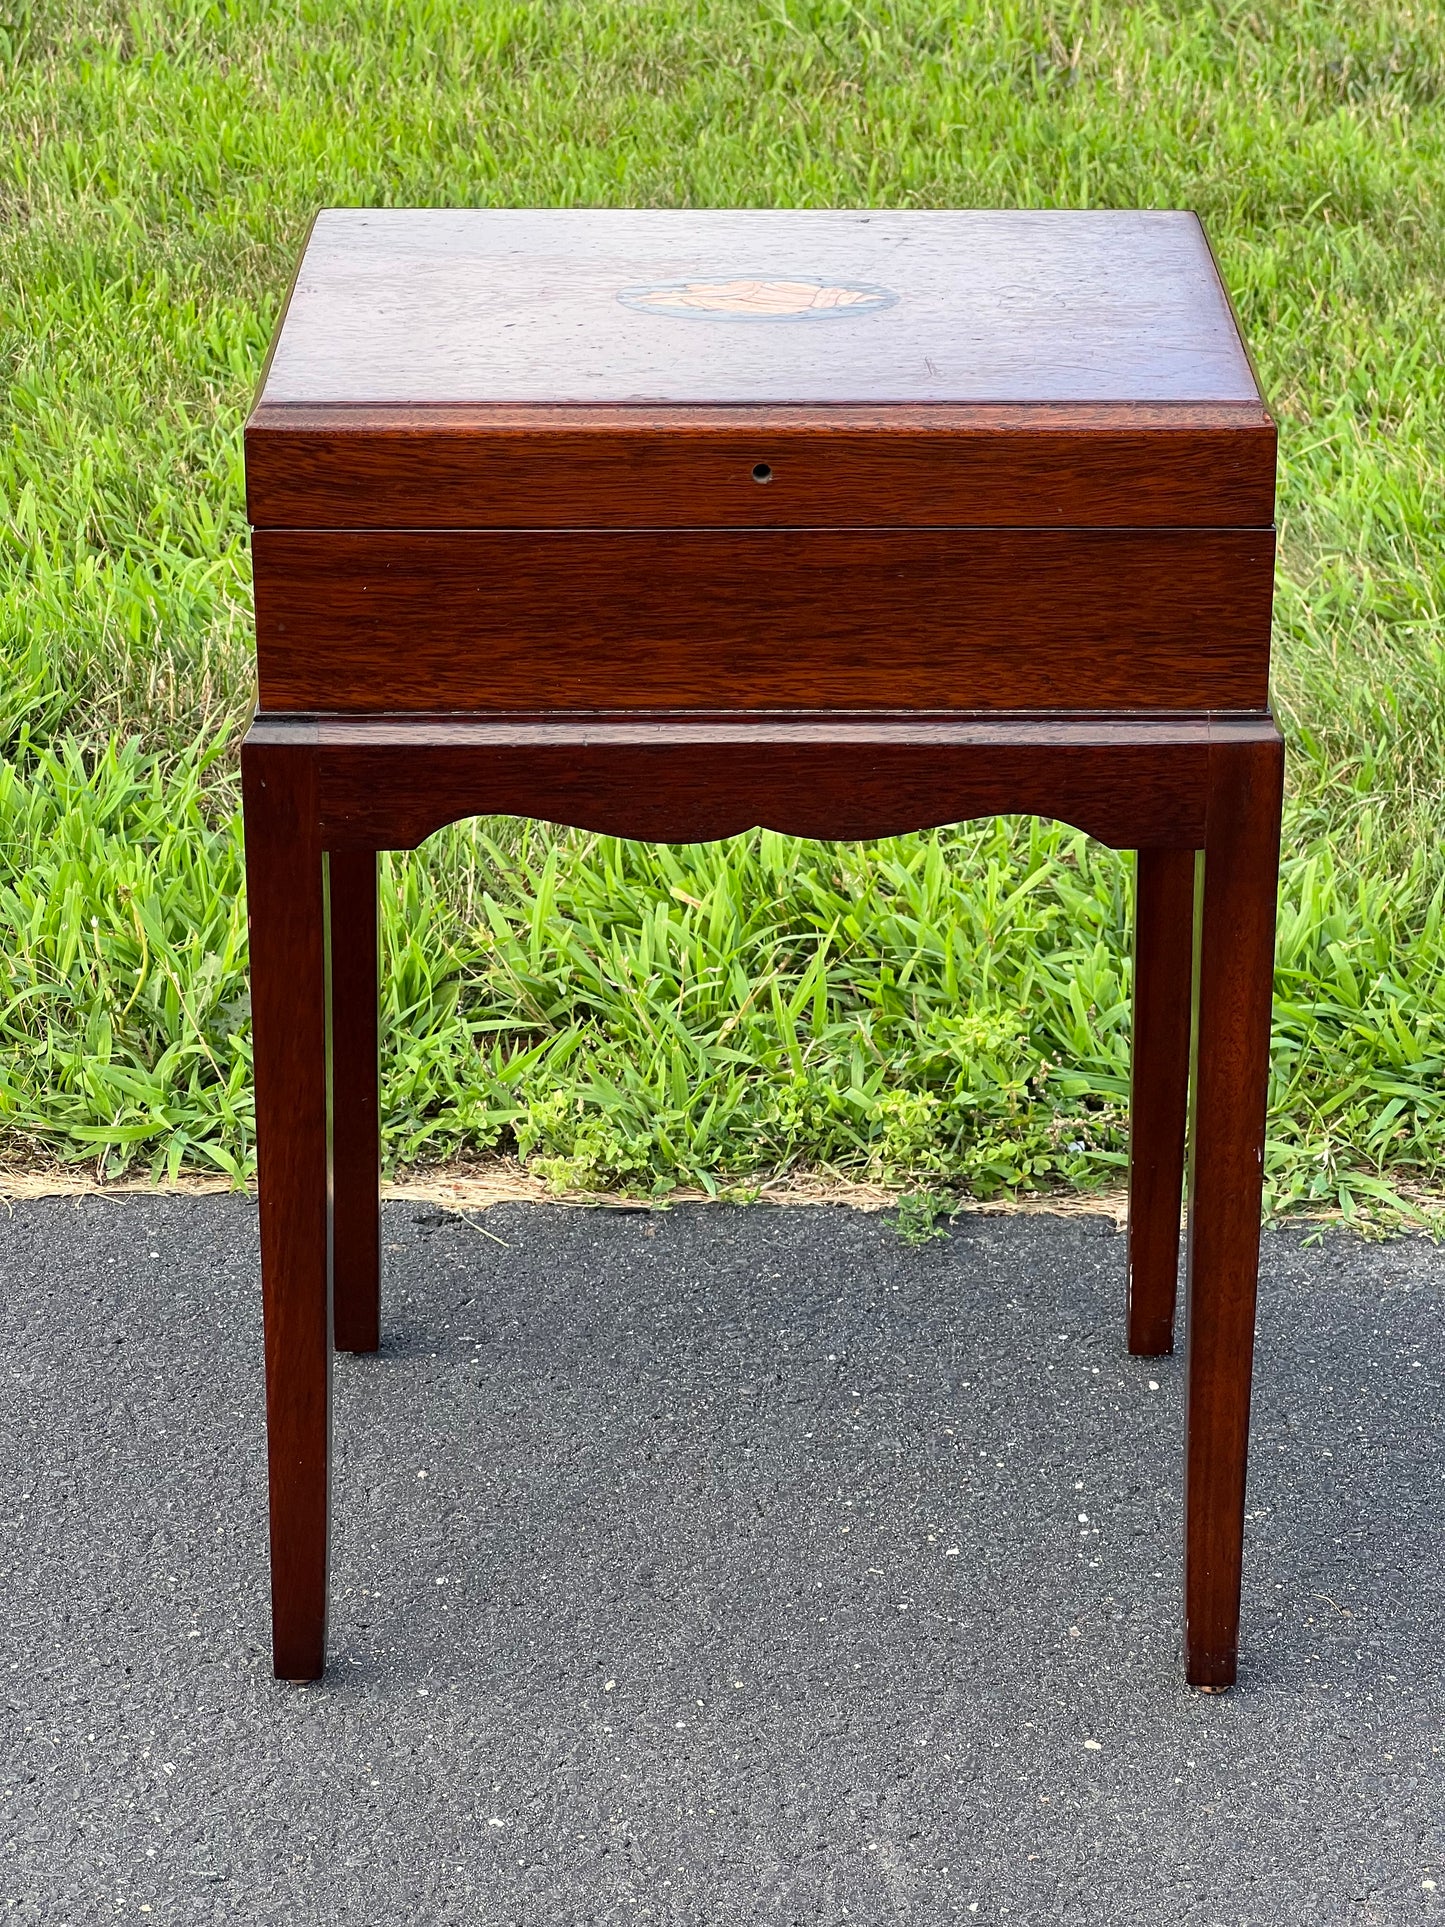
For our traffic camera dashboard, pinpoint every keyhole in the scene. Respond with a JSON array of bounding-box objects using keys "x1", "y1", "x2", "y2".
[{"x1": 752, "y1": 462, "x2": 773, "y2": 484}]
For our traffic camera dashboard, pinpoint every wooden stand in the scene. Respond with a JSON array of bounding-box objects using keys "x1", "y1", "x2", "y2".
[{"x1": 242, "y1": 210, "x2": 1282, "y2": 1687}]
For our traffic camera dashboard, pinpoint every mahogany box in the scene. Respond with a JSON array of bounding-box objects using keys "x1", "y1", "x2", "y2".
[{"x1": 245, "y1": 208, "x2": 1275, "y2": 719}]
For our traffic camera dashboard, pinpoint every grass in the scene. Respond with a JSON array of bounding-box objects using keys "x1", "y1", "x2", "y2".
[{"x1": 1, "y1": 0, "x2": 1443, "y2": 1219}]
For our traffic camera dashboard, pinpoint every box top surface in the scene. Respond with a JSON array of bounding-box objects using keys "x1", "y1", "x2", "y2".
[{"x1": 256, "y1": 208, "x2": 1263, "y2": 409}]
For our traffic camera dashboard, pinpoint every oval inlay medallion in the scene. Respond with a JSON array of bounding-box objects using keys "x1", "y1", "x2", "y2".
[{"x1": 618, "y1": 277, "x2": 898, "y2": 320}]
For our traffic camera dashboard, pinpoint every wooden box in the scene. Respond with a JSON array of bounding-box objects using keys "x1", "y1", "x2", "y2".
[{"x1": 246, "y1": 209, "x2": 1275, "y2": 718}]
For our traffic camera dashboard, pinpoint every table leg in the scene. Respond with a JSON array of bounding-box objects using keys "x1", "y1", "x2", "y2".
[
  {"x1": 329, "y1": 850, "x2": 381, "y2": 1354},
  {"x1": 242, "y1": 743, "x2": 331, "y2": 1683},
  {"x1": 1127, "y1": 848, "x2": 1196, "y2": 1356},
  {"x1": 1182, "y1": 737, "x2": 1283, "y2": 1689}
]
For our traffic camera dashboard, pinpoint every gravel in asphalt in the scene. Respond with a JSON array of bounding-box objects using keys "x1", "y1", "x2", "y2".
[{"x1": 0, "y1": 1197, "x2": 1442, "y2": 1925}]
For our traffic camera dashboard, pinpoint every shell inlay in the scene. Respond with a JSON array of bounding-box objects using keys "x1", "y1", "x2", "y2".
[{"x1": 618, "y1": 278, "x2": 898, "y2": 320}]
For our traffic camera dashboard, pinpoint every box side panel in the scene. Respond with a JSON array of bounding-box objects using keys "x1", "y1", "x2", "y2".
[{"x1": 252, "y1": 528, "x2": 1274, "y2": 713}]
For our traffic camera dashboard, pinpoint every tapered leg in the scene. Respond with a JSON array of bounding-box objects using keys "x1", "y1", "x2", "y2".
[
  {"x1": 1127, "y1": 848, "x2": 1196, "y2": 1356},
  {"x1": 329, "y1": 850, "x2": 381, "y2": 1354},
  {"x1": 242, "y1": 742, "x2": 331, "y2": 1683},
  {"x1": 1183, "y1": 736, "x2": 1283, "y2": 1689}
]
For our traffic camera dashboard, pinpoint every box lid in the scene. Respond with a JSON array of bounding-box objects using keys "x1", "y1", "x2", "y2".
[{"x1": 246, "y1": 208, "x2": 1274, "y2": 528}]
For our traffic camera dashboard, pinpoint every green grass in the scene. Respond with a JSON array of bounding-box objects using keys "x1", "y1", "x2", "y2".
[{"x1": 2, "y1": 0, "x2": 1443, "y2": 1218}]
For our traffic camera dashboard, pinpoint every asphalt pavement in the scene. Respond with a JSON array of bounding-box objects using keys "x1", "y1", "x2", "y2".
[{"x1": 1, "y1": 1196, "x2": 1442, "y2": 1925}]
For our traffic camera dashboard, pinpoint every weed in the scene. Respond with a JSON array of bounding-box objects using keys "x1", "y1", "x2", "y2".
[{"x1": 892, "y1": 1189, "x2": 958, "y2": 1246}]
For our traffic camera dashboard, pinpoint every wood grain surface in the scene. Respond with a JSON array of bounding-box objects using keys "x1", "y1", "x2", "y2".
[
  {"x1": 251, "y1": 527, "x2": 1275, "y2": 714},
  {"x1": 255, "y1": 209, "x2": 1263, "y2": 407},
  {"x1": 245, "y1": 403, "x2": 1276, "y2": 530}
]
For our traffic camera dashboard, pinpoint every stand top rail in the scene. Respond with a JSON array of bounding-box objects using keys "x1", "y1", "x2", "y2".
[
  {"x1": 245, "y1": 710, "x2": 1281, "y2": 750},
  {"x1": 240, "y1": 710, "x2": 1281, "y2": 854}
]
